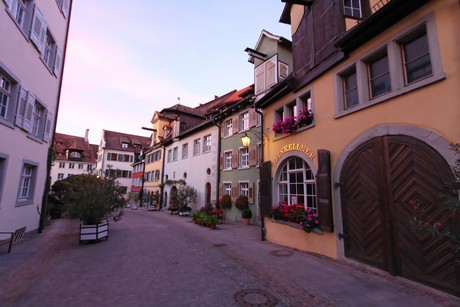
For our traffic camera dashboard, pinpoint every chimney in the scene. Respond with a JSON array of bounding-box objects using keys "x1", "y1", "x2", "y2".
[{"x1": 84, "y1": 129, "x2": 89, "y2": 143}]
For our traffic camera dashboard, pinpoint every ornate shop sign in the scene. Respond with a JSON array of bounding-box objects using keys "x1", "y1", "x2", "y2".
[{"x1": 273, "y1": 143, "x2": 315, "y2": 164}]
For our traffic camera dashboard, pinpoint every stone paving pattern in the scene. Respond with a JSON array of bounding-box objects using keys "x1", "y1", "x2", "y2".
[{"x1": 1, "y1": 209, "x2": 459, "y2": 307}]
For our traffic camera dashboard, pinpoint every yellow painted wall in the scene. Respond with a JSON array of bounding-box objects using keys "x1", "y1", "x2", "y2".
[
  {"x1": 263, "y1": 0, "x2": 460, "y2": 258},
  {"x1": 265, "y1": 218, "x2": 337, "y2": 259}
]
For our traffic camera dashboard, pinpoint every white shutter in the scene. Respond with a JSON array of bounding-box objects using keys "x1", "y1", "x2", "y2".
[
  {"x1": 266, "y1": 59, "x2": 276, "y2": 88},
  {"x1": 43, "y1": 111, "x2": 52, "y2": 142},
  {"x1": 54, "y1": 47, "x2": 62, "y2": 76},
  {"x1": 15, "y1": 88, "x2": 28, "y2": 127},
  {"x1": 23, "y1": 93, "x2": 35, "y2": 132},
  {"x1": 279, "y1": 62, "x2": 288, "y2": 79},
  {"x1": 255, "y1": 65, "x2": 265, "y2": 94},
  {"x1": 4, "y1": 0, "x2": 13, "y2": 10},
  {"x1": 61, "y1": 0, "x2": 70, "y2": 18},
  {"x1": 30, "y1": 6, "x2": 46, "y2": 53}
]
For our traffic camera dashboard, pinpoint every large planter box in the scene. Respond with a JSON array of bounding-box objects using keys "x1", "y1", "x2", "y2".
[{"x1": 79, "y1": 220, "x2": 109, "y2": 243}]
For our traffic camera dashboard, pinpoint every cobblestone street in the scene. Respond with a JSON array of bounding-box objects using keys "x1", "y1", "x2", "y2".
[{"x1": 1, "y1": 209, "x2": 459, "y2": 307}]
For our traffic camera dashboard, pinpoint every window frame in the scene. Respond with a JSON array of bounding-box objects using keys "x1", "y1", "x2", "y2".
[
  {"x1": 239, "y1": 181, "x2": 249, "y2": 197},
  {"x1": 223, "y1": 182, "x2": 232, "y2": 196},
  {"x1": 224, "y1": 150, "x2": 232, "y2": 170},
  {"x1": 193, "y1": 139, "x2": 201, "y2": 156},
  {"x1": 239, "y1": 147, "x2": 249, "y2": 168},
  {"x1": 203, "y1": 134, "x2": 212, "y2": 153},
  {"x1": 334, "y1": 14, "x2": 444, "y2": 118},
  {"x1": 239, "y1": 111, "x2": 249, "y2": 132},
  {"x1": 0, "y1": 65, "x2": 20, "y2": 128},
  {"x1": 182, "y1": 143, "x2": 188, "y2": 159},
  {"x1": 16, "y1": 160, "x2": 38, "y2": 206},
  {"x1": 224, "y1": 118, "x2": 232, "y2": 137}
]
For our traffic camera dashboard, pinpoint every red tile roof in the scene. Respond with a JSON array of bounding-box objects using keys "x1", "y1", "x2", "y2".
[
  {"x1": 54, "y1": 133, "x2": 97, "y2": 163},
  {"x1": 102, "y1": 130, "x2": 150, "y2": 152}
]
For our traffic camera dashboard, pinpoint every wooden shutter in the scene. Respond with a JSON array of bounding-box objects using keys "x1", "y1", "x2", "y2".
[
  {"x1": 4, "y1": 0, "x2": 13, "y2": 9},
  {"x1": 15, "y1": 88, "x2": 28, "y2": 127},
  {"x1": 260, "y1": 161, "x2": 272, "y2": 217},
  {"x1": 232, "y1": 115, "x2": 239, "y2": 134},
  {"x1": 54, "y1": 47, "x2": 62, "y2": 76},
  {"x1": 248, "y1": 182, "x2": 254, "y2": 204},
  {"x1": 248, "y1": 145, "x2": 257, "y2": 167},
  {"x1": 62, "y1": 0, "x2": 70, "y2": 18},
  {"x1": 249, "y1": 108, "x2": 257, "y2": 127},
  {"x1": 279, "y1": 62, "x2": 288, "y2": 79},
  {"x1": 219, "y1": 153, "x2": 224, "y2": 170},
  {"x1": 231, "y1": 183, "x2": 237, "y2": 200},
  {"x1": 312, "y1": 0, "x2": 345, "y2": 64},
  {"x1": 316, "y1": 149, "x2": 333, "y2": 232},
  {"x1": 219, "y1": 183, "x2": 223, "y2": 197},
  {"x1": 23, "y1": 93, "x2": 35, "y2": 132},
  {"x1": 293, "y1": 9, "x2": 314, "y2": 77},
  {"x1": 30, "y1": 6, "x2": 46, "y2": 53},
  {"x1": 232, "y1": 148, "x2": 238, "y2": 169},
  {"x1": 266, "y1": 58, "x2": 276, "y2": 88},
  {"x1": 255, "y1": 64, "x2": 265, "y2": 94},
  {"x1": 43, "y1": 111, "x2": 52, "y2": 142}
]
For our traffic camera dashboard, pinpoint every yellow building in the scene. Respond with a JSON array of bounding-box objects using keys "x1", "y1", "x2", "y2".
[{"x1": 257, "y1": 0, "x2": 459, "y2": 296}]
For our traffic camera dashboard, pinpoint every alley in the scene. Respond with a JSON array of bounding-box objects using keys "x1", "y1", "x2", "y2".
[{"x1": 0, "y1": 209, "x2": 459, "y2": 307}]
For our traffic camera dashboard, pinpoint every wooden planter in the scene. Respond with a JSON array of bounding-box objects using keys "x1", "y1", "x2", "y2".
[{"x1": 79, "y1": 220, "x2": 109, "y2": 243}]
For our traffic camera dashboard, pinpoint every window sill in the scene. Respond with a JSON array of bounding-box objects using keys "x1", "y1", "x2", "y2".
[
  {"x1": 0, "y1": 119, "x2": 15, "y2": 130},
  {"x1": 15, "y1": 200, "x2": 33, "y2": 207},
  {"x1": 273, "y1": 123, "x2": 315, "y2": 141}
]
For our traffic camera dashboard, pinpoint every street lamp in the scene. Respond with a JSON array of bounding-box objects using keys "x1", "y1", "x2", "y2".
[{"x1": 241, "y1": 133, "x2": 251, "y2": 148}]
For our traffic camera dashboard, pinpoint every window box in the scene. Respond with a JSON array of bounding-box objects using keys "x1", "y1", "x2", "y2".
[{"x1": 272, "y1": 109, "x2": 314, "y2": 134}]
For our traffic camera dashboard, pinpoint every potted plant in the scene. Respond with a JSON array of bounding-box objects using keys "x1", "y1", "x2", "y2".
[
  {"x1": 242, "y1": 208, "x2": 253, "y2": 225},
  {"x1": 176, "y1": 185, "x2": 197, "y2": 216},
  {"x1": 51, "y1": 174, "x2": 125, "y2": 243}
]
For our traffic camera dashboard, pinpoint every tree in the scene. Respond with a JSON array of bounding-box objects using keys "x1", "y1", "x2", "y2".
[{"x1": 176, "y1": 185, "x2": 197, "y2": 212}]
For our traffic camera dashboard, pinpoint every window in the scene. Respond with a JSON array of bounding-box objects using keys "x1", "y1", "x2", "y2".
[
  {"x1": 193, "y1": 139, "x2": 201, "y2": 155},
  {"x1": 224, "y1": 151, "x2": 232, "y2": 170},
  {"x1": 173, "y1": 147, "x2": 178, "y2": 161},
  {"x1": 256, "y1": 110, "x2": 262, "y2": 127},
  {"x1": 29, "y1": 6, "x2": 63, "y2": 75},
  {"x1": 17, "y1": 162, "x2": 37, "y2": 205},
  {"x1": 0, "y1": 67, "x2": 20, "y2": 127},
  {"x1": 4, "y1": 0, "x2": 33, "y2": 34},
  {"x1": 154, "y1": 170, "x2": 160, "y2": 181},
  {"x1": 57, "y1": 173, "x2": 64, "y2": 180},
  {"x1": 121, "y1": 142, "x2": 128, "y2": 149},
  {"x1": 87, "y1": 164, "x2": 93, "y2": 171},
  {"x1": 167, "y1": 149, "x2": 172, "y2": 163},
  {"x1": 224, "y1": 183, "x2": 231, "y2": 196},
  {"x1": 401, "y1": 30, "x2": 432, "y2": 85},
  {"x1": 224, "y1": 119, "x2": 232, "y2": 137},
  {"x1": 0, "y1": 77, "x2": 11, "y2": 120},
  {"x1": 239, "y1": 148, "x2": 249, "y2": 168},
  {"x1": 343, "y1": 0, "x2": 362, "y2": 19},
  {"x1": 239, "y1": 182, "x2": 249, "y2": 197},
  {"x1": 278, "y1": 157, "x2": 316, "y2": 210},
  {"x1": 78, "y1": 164, "x2": 83, "y2": 169},
  {"x1": 203, "y1": 135, "x2": 211, "y2": 152},
  {"x1": 69, "y1": 151, "x2": 81, "y2": 159},
  {"x1": 240, "y1": 112, "x2": 249, "y2": 131},
  {"x1": 182, "y1": 143, "x2": 188, "y2": 159},
  {"x1": 55, "y1": 0, "x2": 70, "y2": 18},
  {"x1": 68, "y1": 163, "x2": 74, "y2": 169},
  {"x1": 107, "y1": 153, "x2": 117, "y2": 161},
  {"x1": 0, "y1": 154, "x2": 7, "y2": 205},
  {"x1": 366, "y1": 51, "x2": 391, "y2": 98},
  {"x1": 342, "y1": 67, "x2": 358, "y2": 109},
  {"x1": 15, "y1": 91, "x2": 52, "y2": 142},
  {"x1": 59, "y1": 162, "x2": 65, "y2": 168},
  {"x1": 335, "y1": 17, "x2": 443, "y2": 117}
]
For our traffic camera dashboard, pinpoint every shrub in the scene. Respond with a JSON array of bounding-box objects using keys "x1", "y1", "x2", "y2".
[
  {"x1": 219, "y1": 195, "x2": 232, "y2": 209},
  {"x1": 235, "y1": 195, "x2": 249, "y2": 211}
]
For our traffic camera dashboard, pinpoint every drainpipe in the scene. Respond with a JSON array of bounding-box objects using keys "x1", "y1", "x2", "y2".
[
  {"x1": 254, "y1": 106, "x2": 266, "y2": 241},
  {"x1": 212, "y1": 116, "x2": 221, "y2": 207}
]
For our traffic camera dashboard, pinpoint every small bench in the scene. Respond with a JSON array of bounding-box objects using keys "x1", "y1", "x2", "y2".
[{"x1": 0, "y1": 226, "x2": 26, "y2": 253}]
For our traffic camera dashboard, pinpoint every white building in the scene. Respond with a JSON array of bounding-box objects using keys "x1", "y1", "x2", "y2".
[
  {"x1": 96, "y1": 130, "x2": 150, "y2": 194},
  {"x1": 0, "y1": 0, "x2": 72, "y2": 232},
  {"x1": 50, "y1": 131, "x2": 97, "y2": 186}
]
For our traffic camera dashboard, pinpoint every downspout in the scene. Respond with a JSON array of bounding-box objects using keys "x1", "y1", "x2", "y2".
[
  {"x1": 212, "y1": 116, "x2": 221, "y2": 207},
  {"x1": 39, "y1": 0, "x2": 74, "y2": 233},
  {"x1": 254, "y1": 106, "x2": 266, "y2": 241},
  {"x1": 160, "y1": 146, "x2": 166, "y2": 209}
]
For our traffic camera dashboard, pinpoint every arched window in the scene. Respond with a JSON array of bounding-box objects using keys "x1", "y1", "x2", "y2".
[{"x1": 278, "y1": 157, "x2": 316, "y2": 210}]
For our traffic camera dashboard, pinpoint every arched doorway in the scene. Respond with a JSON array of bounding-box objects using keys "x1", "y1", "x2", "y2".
[
  {"x1": 205, "y1": 182, "x2": 211, "y2": 206},
  {"x1": 340, "y1": 135, "x2": 459, "y2": 295},
  {"x1": 169, "y1": 186, "x2": 178, "y2": 210}
]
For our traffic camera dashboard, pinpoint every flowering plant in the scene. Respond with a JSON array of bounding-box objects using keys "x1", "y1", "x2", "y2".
[
  {"x1": 271, "y1": 202, "x2": 319, "y2": 233},
  {"x1": 272, "y1": 109, "x2": 314, "y2": 134},
  {"x1": 219, "y1": 194, "x2": 232, "y2": 209},
  {"x1": 51, "y1": 174, "x2": 125, "y2": 225},
  {"x1": 297, "y1": 108, "x2": 314, "y2": 127},
  {"x1": 235, "y1": 195, "x2": 249, "y2": 210},
  {"x1": 299, "y1": 208, "x2": 320, "y2": 233}
]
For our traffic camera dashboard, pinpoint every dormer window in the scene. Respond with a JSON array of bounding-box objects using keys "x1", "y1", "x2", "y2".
[
  {"x1": 254, "y1": 54, "x2": 288, "y2": 95},
  {"x1": 68, "y1": 151, "x2": 81, "y2": 159},
  {"x1": 121, "y1": 142, "x2": 128, "y2": 149}
]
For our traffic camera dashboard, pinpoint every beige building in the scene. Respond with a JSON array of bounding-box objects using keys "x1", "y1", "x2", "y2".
[
  {"x1": 257, "y1": 0, "x2": 460, "y2": 296},
  {"x1": 0, "y1": 0, "x2": 72, "y2": 233}
]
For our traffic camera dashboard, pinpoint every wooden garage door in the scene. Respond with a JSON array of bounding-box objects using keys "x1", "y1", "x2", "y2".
[{"x1": 341, "y1": 136, "x2": 459, "y2": 296}]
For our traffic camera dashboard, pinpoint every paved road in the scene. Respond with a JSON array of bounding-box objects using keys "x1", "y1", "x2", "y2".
[{"x1": 1, "y1": 209, "x2": 459, "y2": 307}]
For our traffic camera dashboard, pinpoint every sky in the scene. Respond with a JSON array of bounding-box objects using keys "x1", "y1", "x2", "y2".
[{"x1": 56, "y1": 1, "x2": 292, "y2": 144}]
